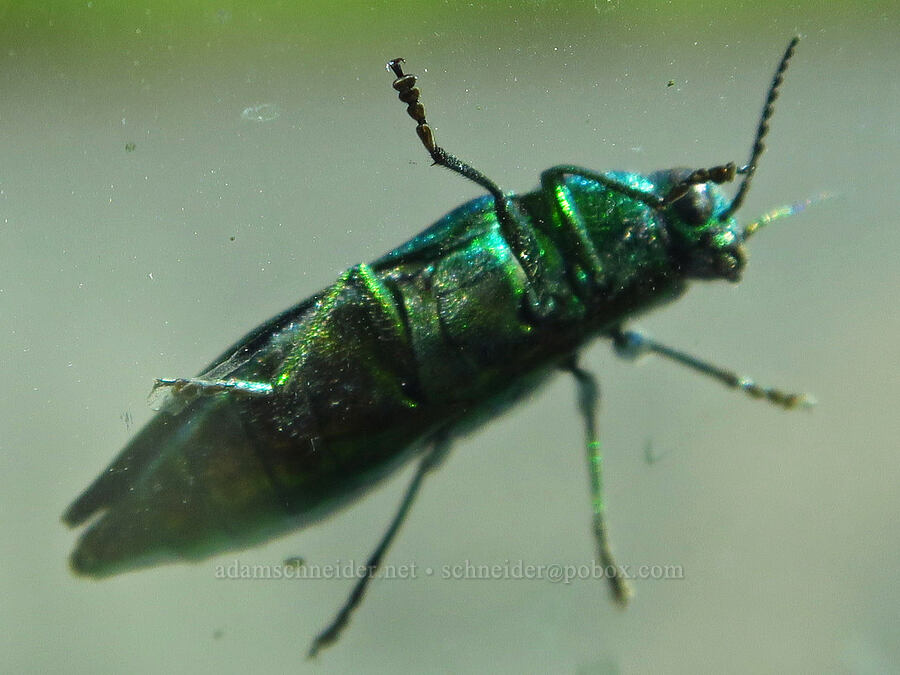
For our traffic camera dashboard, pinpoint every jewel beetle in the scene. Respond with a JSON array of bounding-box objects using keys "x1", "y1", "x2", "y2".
[{"x1": 64, "y1": 38, "x2": 812, "y2": 656}]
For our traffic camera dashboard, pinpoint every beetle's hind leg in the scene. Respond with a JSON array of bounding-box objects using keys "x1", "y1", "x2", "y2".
[
  {"x1": 308, "y1": 434, "x2": 451, "y2": 658},
  {"x1": 562, "y1": 356, "x2": 632, "y2": 606},
  {"x1": 149, "y1": 377, "x2": 273, "y2": 413}
]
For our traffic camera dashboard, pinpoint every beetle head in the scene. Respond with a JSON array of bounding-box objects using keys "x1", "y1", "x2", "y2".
[
  {"x1": 652, "y1": 37, "x2": 801, "y2": 284},
  {"x1": 657, "y1": 169, "x2": 746, "y2": 282}
]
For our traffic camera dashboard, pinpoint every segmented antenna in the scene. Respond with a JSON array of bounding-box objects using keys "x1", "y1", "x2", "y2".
[
  {"x1": 386, "y1": 57, "x2": 507, "y2": 204},
  {"x1": 387, "y1": 58, "x2": 437, "y2": 156},
  {"x1": 659, "y1": 162, "x2": 737, "y2": 207},
  {"x1": 721, "y1": 36, "x2": 800, "y2": 220}
]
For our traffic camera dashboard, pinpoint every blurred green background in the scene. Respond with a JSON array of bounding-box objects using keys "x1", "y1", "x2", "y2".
[{"x1": 1, "y1": 1, "x2": 898, "y2": 673}]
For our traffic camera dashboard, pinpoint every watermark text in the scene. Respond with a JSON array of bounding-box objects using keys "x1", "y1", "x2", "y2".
[{"x1": 214, "y1": 558, "x2": 684, "y2": 584}]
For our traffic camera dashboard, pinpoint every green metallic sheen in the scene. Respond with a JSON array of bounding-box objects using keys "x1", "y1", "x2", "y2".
[
  {"x1": 65, "y1": 40, "x2": 809, "y2": 655},
  {"x1": 63, "y1": 165, "x2": 743, "y2": 577}
]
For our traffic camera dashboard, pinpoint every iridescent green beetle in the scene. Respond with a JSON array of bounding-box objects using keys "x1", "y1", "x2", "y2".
[{"x1": 64, "y1": 38, "x2": 811, "y2": 656}]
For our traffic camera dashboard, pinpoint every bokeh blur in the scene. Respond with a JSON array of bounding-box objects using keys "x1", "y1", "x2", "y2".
[{"x1": 2, "y1": 2, "x2": 897, "y2": 672}]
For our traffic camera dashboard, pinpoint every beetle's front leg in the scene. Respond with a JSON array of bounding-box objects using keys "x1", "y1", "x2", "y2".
[
  {"x1": 562, "y1": 355, "x2": 632, "y2": 606},
  {"x1": 387, "y1": 58, "x2": 556, "y2": 319}
]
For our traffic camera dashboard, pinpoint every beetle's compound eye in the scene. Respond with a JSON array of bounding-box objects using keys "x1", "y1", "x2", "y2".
[{"x1": 673, "y1": 184, "x2": 714, "y2": 226}]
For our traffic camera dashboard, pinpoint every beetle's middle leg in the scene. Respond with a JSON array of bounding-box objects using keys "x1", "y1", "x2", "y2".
[
  {"x1": 610, "y1": 327, "x2": 813, "y2": 410},
  {"x1": 562, "y1": 355, "x2": 632, "y2": 606},
  {"x1": 308, "y1": 434, "x2": 451, "y2": 658}
]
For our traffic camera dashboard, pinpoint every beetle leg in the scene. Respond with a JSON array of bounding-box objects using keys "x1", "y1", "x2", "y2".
[
  {"x1": 542, "y1": 164, "x2": 664, "y2": 210},
  {"x1": 610, "y1": 327, "x2": 814, "y2": 410},
  {"x1": 562, "y1": 356, "x2": 632, "y2": 606},
  {"x1": 539, "y1": 167, "x2": 610, "y2": 293},
  {"x1": 387, "y1": 58, "x2": 555, "y2": 319},
  {"x1": 388, "y1": 58, "x2": 507, "y2": 206},
  {"x1": 150, "y1": 377, "x2": 273, "y2": 412},
  {"x1": 308, "y1": 434, "x2": 451, "y2": 658},
  {"x1": 152, "y1": 377, "x2": 273, "y2": 398}
]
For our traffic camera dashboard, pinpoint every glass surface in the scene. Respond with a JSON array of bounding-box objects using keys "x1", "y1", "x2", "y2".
[{"x1": 2, "y1": 2, "x2": 897, "y2": 672}]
